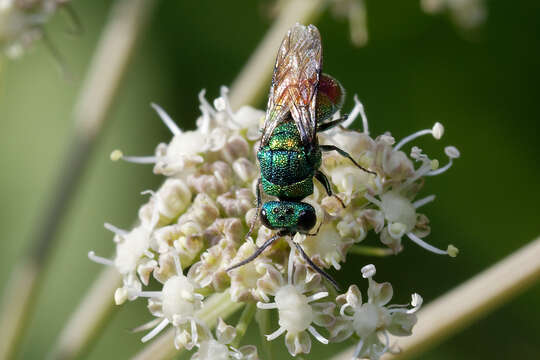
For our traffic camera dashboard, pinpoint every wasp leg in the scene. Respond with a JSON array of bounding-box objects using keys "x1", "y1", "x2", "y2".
[
  {"x1": 314, "y1": 170, "x2": 345, "y2": 208},
  {"x1": 320, "y1": 144, "x2": 376, "y2": 175},
  {"x1": 317, "y1": 115, "x2": 347, "y2": 133},
  {"x1": 226, "y1": 230, "x2": 286, "y2": 272},
  {"x1": 245, "y1": 178, "x2": 262, "y2": 240},
  {"x1": 293, "y1": 242, "x2": 340, "y2": 291}
]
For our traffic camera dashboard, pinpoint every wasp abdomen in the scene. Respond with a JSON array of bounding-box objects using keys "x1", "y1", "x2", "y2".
[{"x1": 257, "y1": 121, "x2": 321, "y2": 201}]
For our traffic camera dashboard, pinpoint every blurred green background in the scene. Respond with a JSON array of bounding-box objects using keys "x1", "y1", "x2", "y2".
[{"x1": 1, "y1": 0, "x2": 539, "y2": 359}]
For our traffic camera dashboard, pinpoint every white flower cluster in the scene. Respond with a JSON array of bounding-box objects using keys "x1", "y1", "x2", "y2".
[
  {"x1": 329, "y1": 0, "x2": 486, "y2": 48},
  {"x1": 421, "y1": 0, "x2": 486, "y2": 29},
  {"x1": 89, "y1": 86, "x2": 459, "y2": 359},
  {"x1": 0, "y1": 0, "x2": 69, "y2": 58}
]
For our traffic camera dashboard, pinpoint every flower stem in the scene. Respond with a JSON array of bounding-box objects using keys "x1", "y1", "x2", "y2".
[
  {"x1": 348, "y1": 245, "x2": 394, "y2": 257},
  {"x1": 332, "y1": 236, "x2": 540, "y2": 360},
  {"x1": 255, "y1": 308, "x2": 273, "y2": 360},
  {"x1": 0, "y1": 0, "x2": 156, "y2": 359},
  {"x1": 228, "y1": 0, "x2": 326, "y2": 109},
  {"x1": 131, "y1": 291, "x2": 243, "y2": 360},
  {"x1": 231, "y1": 302, "x2": 257, "y2": 349}
]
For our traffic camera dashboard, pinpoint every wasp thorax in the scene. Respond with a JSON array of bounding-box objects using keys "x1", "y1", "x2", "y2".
[{"x1": 260, "y1": 201, "x2": 316, "y2": 233}]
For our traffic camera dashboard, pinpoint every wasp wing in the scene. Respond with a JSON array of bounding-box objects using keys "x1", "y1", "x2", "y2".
[{"x1": 261, "y1": 24, "x2": 322, "y2": 147}]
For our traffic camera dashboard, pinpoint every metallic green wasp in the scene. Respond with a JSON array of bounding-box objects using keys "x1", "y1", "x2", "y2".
[{"x1": 227, "y1": 24, "x2": 375, "y2": 288}]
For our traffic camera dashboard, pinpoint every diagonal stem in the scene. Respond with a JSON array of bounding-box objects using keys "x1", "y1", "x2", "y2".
[
  {"x1": 0, "y1": 1, "x2": 156, "y2": 359},
  {"x1": 332, "y1": 235, "x2": 540, "y2": 360},
  {"x1": 231, "y1": 302, "x2": 257, "y2": 349}
]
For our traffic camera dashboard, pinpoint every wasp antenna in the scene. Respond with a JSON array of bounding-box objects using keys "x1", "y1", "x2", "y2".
[
  {"x1": 293, "y1": 242, "x2": 340, "y2": 291},
  {"x1": 226, "y1": 233, "x2": 282, "y2": 272}
]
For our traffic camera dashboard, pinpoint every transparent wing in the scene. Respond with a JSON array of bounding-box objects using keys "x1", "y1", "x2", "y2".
[{"x1": 261, "y1": 24, "x2": 322, "y2": 147}]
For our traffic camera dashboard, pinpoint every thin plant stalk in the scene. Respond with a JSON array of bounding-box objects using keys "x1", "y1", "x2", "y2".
[
  {"x1": 332, "y1": 236, "x2": 540, "y2": 360},
  {"x1": 348, "y1": 245, "x2": 394, "y2": 257},
  {"x1": 255, "y1": 308, "x2": 273, "y2": 360},
  {"x1": 52, "y1": 1, "x2": 329, "y2": 358},
  {"x1": 0, "y1": 0, "x2": 156, "y2": 359},
  {"x1": 231, "y1": 302, "x2": 257, "y2": 349}
]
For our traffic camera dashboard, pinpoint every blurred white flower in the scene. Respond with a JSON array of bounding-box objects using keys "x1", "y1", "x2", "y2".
[{"x1": 331, "y1": 264, "x2": 422, "y2": 360}]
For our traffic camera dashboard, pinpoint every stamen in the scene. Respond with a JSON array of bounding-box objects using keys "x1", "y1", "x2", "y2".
[
  {"x1": 331, "y1": 257, "x2": 341, "y2": 270},
  {"x1": 353, "y1": 338, "x2": 365, "y2": 359},
  {"x1": 364, "y1": 193, "x2": 382, "y2": 207},
  {"x1": 135, "y1": 291, "x2": 163, "y2": 298},
  {"x1": 265, "y1": 326, "x2": 286, "y2": 341},
  {"x1": 308, "y1": 326, "x2": 329, "y2": 344},
  {"x1": 141, "y1": 318, "x2": 169, "y2": 343},
  {"x1": 110, "y1": 149, "x2": 123, "y2": 161},
  {"x1": 377, "y1": 330, "x2": 390, "y2": 357},
  {"x1": 88, "y1": 251, "x2": 114, "y2": 266},
  {"x1": 412, "y1": 195, "x2": 436, "y2": 209},
  {"x1": 342, "y1": 95, "x2": 369, "y2": 135},
  {"x1": 407, "y1": 293, "x2": 423, "y2": 314},
  {"x1": 104, "y1": 222, "x2": 128, "y2": 236},
  {"x1": 190, "y1": 319, "x2": 198, "y2": 346},
  {"x1": 219, "y1": 86, "x2": 242, "y2": 128},
  {"x1": 151, "y1": 103, "x2": 181, "y2": 136},
  {"x1": 198, "y1": 89, "x2": 216, "y2": 116},
  {"x1": 306, "y1": 292, "x2": 329, "y2": 303},
  {"x1": 387, "y1": 303, "x2": 410, "y2": 309},
  {"x1": 143, "y1": 250, "x2": 154, "y2": 259},
  {"x1": 426, "y1": 146, "x2": 460, "y2": 176},
  {"x1": 173, "y1": 252, "x2": 182, "y2": 275},
  {"x1": 406, "y1": 232, "x2": 448, "y2": 255},
  {"x1": 287, "y1": 245, "x2": 295, "y2": 285},
  {"x1": 119, "y1": 155, "x2": 158, "y2": 164},
  {"x1": 394, "y1": 122, "x2": 444, "y2": 151},
  {"x1": 132, "y1": 318, "x2": 162, "y2": 333},
  {"x1": 361, "y1": 264, "x2": 376, "y2": 278},
  {"x1": 257, "y1": 302, "x2": 278, "y2": 310}
]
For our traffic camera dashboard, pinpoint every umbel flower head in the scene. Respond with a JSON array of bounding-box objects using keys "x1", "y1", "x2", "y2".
[{"x1": 89, "y1": 85, "x2": 459, "y2": 358}]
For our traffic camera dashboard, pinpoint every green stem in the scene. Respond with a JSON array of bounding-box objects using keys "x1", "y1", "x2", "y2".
[
  {"x1": 348, "y1": 245, "x2": 394, "y2": 257},
  {"x1": 231, "y1": 302, "x2": 257, "y2": 348},
  {"x1": 255, "y1": 308, "x2": 273, "y2": 360}
]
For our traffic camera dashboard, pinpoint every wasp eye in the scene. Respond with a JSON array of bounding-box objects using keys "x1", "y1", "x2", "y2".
[
  {"x1": 261, "y1": 208, "x2": 271, "y2": 228},
  {"x1": 297, "y1": 209, "x2": 316, "y2": 232}
]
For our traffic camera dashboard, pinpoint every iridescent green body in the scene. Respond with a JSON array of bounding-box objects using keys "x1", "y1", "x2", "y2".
[
  {"x1": 261, "y1": 201, "x2": 316, "y2": 233},
  {"x1": 257, "y1": 121, "x2": 321, "y2": 202},
  {"x1": 227, "y1": 25, "x2": 374, "y2": 290}
]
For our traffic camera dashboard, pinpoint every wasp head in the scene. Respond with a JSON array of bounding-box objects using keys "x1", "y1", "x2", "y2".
[{"x1": 260, "y1": 201, "x2": 316, "y2": 233}]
